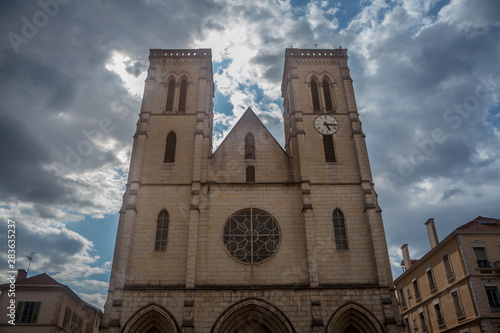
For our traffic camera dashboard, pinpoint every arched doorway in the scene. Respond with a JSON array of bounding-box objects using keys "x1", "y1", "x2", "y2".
[
  {"x1": 122, "y1": 304, "x2": 180, "y2": 333},
  {"x1": 211, "y1": 298, "x2": 295, "y2": 333},
  {"x1": 325, "y1": 302, "x2": 384, "y2": 333}
]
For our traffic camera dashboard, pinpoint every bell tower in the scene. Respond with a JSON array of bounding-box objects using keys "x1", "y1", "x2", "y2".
[
  {"x1": 281, "y1": 46, "x2": 398, "y2": 316},
  {"x1": 102, "y1": 49, "x2": 214, "y2": 331}
]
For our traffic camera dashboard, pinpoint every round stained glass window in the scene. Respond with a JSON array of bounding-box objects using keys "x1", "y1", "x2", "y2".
[{"x1": 223, "y1": 208, "x2": 281, "y2": 264}]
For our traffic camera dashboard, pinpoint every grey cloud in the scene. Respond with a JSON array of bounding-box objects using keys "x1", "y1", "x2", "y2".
[
  {"x1": 125, "y1": 60, "x2": 148, "y2": 78},
  {"x1": 250, "y1": 52, "x2": 283, "y2": 82},
  {"x1": 441, "y1": 188, "x2": 463, "y2": 201}
]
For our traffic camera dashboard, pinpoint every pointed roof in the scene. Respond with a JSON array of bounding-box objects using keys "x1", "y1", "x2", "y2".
[{"x1": 213, "y1": 107, "x2": 287, "y2": 157}]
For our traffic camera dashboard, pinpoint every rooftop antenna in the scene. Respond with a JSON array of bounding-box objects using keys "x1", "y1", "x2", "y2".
[{"x1": 27, "y1": 252, "x2": 36, "y2": 274}]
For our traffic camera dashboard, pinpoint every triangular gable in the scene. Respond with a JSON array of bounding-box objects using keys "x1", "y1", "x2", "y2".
[
  {"x1": 210, "y1": 108, "x2": 293, "y2": 183},
  {"x1": 212, "y1": 107, "x2": 288, "y2": 158}
]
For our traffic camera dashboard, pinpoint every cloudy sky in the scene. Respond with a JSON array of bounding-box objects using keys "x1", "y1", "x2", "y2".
[{"x1": 1, "y1": 0, "x2": 499, "y2": 308}]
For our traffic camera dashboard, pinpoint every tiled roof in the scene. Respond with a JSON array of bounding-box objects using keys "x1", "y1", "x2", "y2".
[
  {"x1": 0, "y1": 273, "x2": 65, "y2": 288},
  {"x1": 457, "y1": 216, "x2": 500, "y2": 231}
]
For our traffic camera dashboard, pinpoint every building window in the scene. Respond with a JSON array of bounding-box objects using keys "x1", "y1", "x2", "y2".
[
  {"x1": 434, "y1": 302, "x2": 445, "y2": 326},
  {"x1": 323, "y1": 79, "x2": 334, "y2": 111},
  {"x1": 451, "y1": 290, "x2": 465, "y2": 319},
  {"x1": 164, "y1": 131, "x2": 176, "y2": 163},
  {"x1": 473, "y1": 246, "x2": 491, "y2": 268},
  {"x1": 63, "y1": 307, "x2": 84, "y2": 333},
  {"x1": 332, "y1": 209, "x2": 348, "y2": 250},
  {"x1": 155, "y1": 210, "x2": 170, "y2": 251},
  {"x1": 223, "y1": 208, "x2": 281, "y2": 264},
  {"x1": 442, "y1": 254, "x2": 454, "y2": 280},
  {"x1": 63, "y1": 307, "x2": 72, "y2": 330},
  {"x1": 412, "y1": 279, "x2": 421, "y2": 300},
  {"x1": 178, "y1": 79, "x2": 188, "y2": 112},
  {"x1": 403, "y1": 317, "x2": 411, "y2": 333},
  {"x1": 323, "y1": 135, "x2": 336, "y2": 162},
  {"x1": 419, "y1": 311, "x2": 428, "y2": 332},
  {"x1": 165, "y1": 78, "x2": 175, "y2": 111},
  {"x1": 399, "y1": 287, "x2": 407, "y2": 309},
  {"x1": 246, "y1": 166, "x2": 255, "y2": 183},
  {"x1": 426, "y1": 268, "x2": 436, "y2": 291},
  {"x1": 245, "y1": 133, "x2": 255, "y2": 159},
  {"x1": 15, "y1": 301, "x2": 40, "y2": 324},
  {"x1": 311, "y1": 80, "x2": 320, "y2": 112},
  {"x1": 485, "y1": 286, "x2": 500, "y2": 311}
]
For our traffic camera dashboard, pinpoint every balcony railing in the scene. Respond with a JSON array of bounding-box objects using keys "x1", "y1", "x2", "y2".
[
  {"x1": 429, "y1": 282, "x2": 436, "y2": 291},
  {"x1": 437, "y1": 316, "x2": 445, "y2": 327},
  {"x1": 446, "y1": 272, "x2": 455, "y2": 280},
  {"x1": 415, "y1": 291, "x2": 421, "y2": 300},
  {"x1": 477, "y1": 260, "x2": 491, "y2": 268}
]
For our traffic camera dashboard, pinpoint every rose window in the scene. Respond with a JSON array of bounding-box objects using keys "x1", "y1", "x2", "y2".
[{"x1": 223, "y1": 208, "x2": 281, "y2": 264}]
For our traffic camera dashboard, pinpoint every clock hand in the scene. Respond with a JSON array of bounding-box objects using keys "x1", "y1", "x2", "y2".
[{"x1": 323, "y1": 122, "x2": 331, "y2": 130}]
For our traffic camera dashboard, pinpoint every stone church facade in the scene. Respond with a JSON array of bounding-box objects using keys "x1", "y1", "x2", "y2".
[{"x1": 101, "y1": 48, "x2": 402, "y2": 333}]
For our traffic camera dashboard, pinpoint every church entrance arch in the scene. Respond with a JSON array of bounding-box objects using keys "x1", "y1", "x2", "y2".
[
  {"x1": 211, "y1": 298, "x2": 295, "y2": 333},
  {"x1": 325, "y1": 302, "x2": 384, "y2": 333},
  {"x1": 122, "y1": 304, "x2": 180, "y2": 333}
]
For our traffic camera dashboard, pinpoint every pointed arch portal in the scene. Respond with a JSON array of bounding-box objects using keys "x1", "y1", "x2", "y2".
[
  {"x1": 211, "y1": 298, "x2": 295, "y2": 333},
  {"x1": 122, "y1": 304, "x2": 179, "y2": 333},
  {"x1": 325, "y1": 302, "x2": 384, "y2": 333}
]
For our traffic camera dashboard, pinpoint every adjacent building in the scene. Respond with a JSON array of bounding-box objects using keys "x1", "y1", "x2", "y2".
[
  {"x1": 394, "y1": 217, "x2": 500, "y2": 333},
  {"x1": 100, "y1": 47, "x2": 402, "y2": 333},
  {"x1": 0, "y1": 269, "x2": 102, "y2": 333}
]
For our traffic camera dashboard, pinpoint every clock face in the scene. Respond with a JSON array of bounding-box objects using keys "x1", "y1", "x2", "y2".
[{"x1": 314, "y1": 115, "x2": 339, "y2": 135}]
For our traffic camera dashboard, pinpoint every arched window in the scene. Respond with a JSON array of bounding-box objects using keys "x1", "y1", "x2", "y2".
[
  {"x1": 165, "y1": 78, "x2": 175, "y2": 111},
  {"x1": 323, "y1": 135, "x2": 336, "y2": 162},
  {"x1": 246, "y1": 166, "x2": 255, "y2": 183},
  {"x1": 323, "y1": 79, "x2": 334, "y2": 111},
  {"x1": 178, "y1": 79, "x2": 188, "y2": 112},
  {"x1": 333, "y1": 209, "x2": 348, "y2": 250},
  {"x1": 155, "y1": 210, "x2": 170, "y2": 251},
  {"x1": 245, "y1": 133, "x2": 255, "y2": 159},
  {"x1": 164, "y1": 131, "x2": 176, "y2": 163},
  {"x1": 311, "y1": 80, "x2": 320, "y2": 112}
]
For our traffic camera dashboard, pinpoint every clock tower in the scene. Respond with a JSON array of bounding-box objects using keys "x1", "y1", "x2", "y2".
[{"x1": 101, "y1": 48, "x2": 402, "y2": 333}]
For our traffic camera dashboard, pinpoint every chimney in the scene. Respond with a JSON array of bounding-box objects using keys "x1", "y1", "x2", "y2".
[
  {"x1": 425, "y1": 218, "x2": 439, "y2": 249},
  {"x1": 17, "y1": 269, "x2": 27, "y2": 282},
  {"x1": 401, "y1": 244, "x2": 411, "y2": 270}
]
